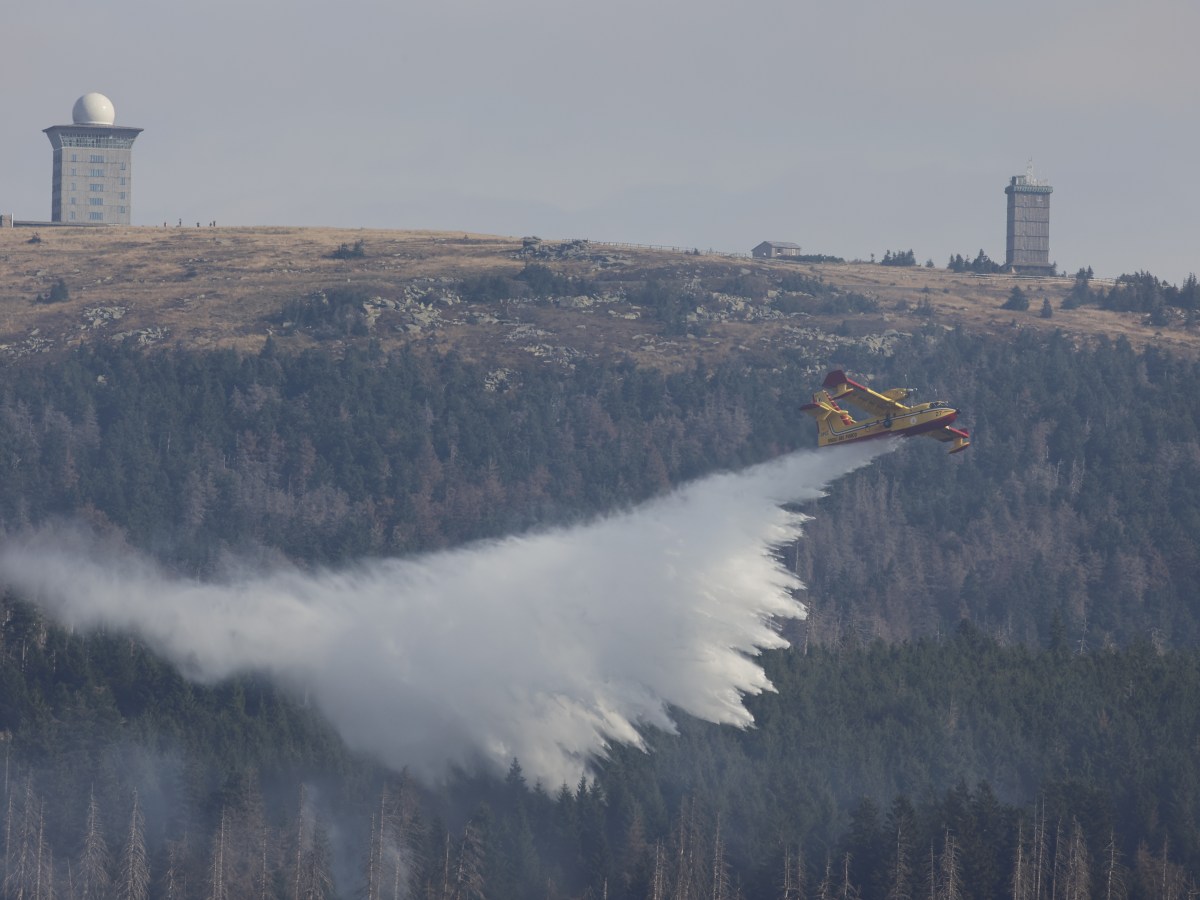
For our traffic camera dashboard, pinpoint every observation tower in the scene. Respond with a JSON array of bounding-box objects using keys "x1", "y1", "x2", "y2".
[
  {"x1": 44, "y1": 93, "x2": 143, "y2": 224},
  {"x1": 1004, "y1": 161, "x2": 1053, "y2": 274}
]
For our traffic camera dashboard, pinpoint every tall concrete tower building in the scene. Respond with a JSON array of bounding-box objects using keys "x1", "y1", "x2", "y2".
[
  {"x1": 44, "y1": 93, "x2": 142, "y2": 225},
  {"x1": 1004, "y1": 162, "x2": 1053, "y2": 273}
]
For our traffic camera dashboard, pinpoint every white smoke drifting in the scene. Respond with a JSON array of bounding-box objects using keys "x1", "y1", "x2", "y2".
[{"x1": 0, "y1": 445, "x2": 880, "y2": 785}]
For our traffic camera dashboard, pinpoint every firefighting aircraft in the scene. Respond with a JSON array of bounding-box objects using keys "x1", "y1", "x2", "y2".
[{"x1": 801, "y1": 370, "x2": 970, "y2": 454}]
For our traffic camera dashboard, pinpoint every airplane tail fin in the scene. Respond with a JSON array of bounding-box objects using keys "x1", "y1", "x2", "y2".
[
  {"x1": 822, "y1": 370, "x2": 852, "y2": 395},
  {"x1": 801, "y1": 390, "x2": 856, "y2": 446}
]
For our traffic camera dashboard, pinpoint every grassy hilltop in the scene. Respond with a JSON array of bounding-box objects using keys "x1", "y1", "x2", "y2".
[{"x1": 1, "y1": 226, "x2": 1190, "y2": 366}]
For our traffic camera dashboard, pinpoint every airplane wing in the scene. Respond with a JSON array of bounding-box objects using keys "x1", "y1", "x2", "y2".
[
  {"x1": 927, "y1": 425, "x2": 971, "y2": 454},
  {"x1": 822, "y1": 370, "x2": 908, "y2": 418}
]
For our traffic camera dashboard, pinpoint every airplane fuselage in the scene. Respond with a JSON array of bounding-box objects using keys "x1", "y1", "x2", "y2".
[{"x1": 817, "y1": 402, "x2": 959, "y2": 447}]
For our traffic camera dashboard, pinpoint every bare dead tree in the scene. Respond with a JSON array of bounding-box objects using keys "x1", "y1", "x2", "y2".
[
  {"x1": 4, "y1": 786, "x2": 13, "y2": 891},
  {"x1": 1031, "y1": 800, "x2": 1048, "y2": 900},
  {"x1": 1050, "y1": 820, "x2": 1063, "y2": 900},
  {"x1": 77, "y1": 787, "x2": 111, "y2": 900},
  {"x1": 256, "y1": 822, "x2": 272, "y2": 900},
  {"x1": 710, "y1": 814, "x2": 731, "y2": 900},
  {"x1": 1102, "y1": 830, "x2": 1127, "y2": 900},
  {"x1": 207, "y1": 807, "x2": 229, "y2": 900},
  {"x1": 1011, "y1": 824, "x2": 1030, "y2": 900},
  {"x1": 33, "y1": 799, "x2": 47, "y2": 900},
  {"x1": 162, "y1": 834, "x2": 191, "y2": 900},
  {"x1": 222, "y1": 771, "x2": 272, "y2": 900},
  {"x1": 815, "y1": 853, "x2": 834, "y2": 900},
  {"x1": 290, "y1": 786, "x2": 334, "y2": 900},
  {"x1": 115, "y1": 790, "x2": 150, "y2": 900},
  {"x1": 437, "y1": 831, "x2": 452, "y2": 900},
  {"x1": 1062, "y1": 819, "x2": 1090, "y2": 900},
  {"x1": 371, "y1": 777, "x2": 422, "y2": 900},
  {"x1": 451, "y1": 821, "x2": 485, "y2": 900},
  {"x1": 840, "y1": 852, "x2": 861, "y2": 900},
  {"x1": 887, "y1": 819, "x2": 913, "y2": 900},
  {"x1": 1159, "y1": 835, "x2": 1190, "y2": 900},
  {"x1": 5, "y1": 775, "x2": 41, "y2": 900},
  {"x1": 938, "y1": 831, "x2": 963, "y2": 900},
  {"x1": 292, "y1": 787, "x2": 308, "y2": 900},
  {"x1": 303, "y1": 822, "x2": 335, "y2": 900},
  {"x1": 649, "y1": 841, "x2": 667, "y2": 900},
  {"x1": 365, "y1": 812, "x2": 381, "y2": 900},
  {"x1": 670, "y1": 795, "x2": 706, "y2": 900},
  {"x1": 780, "y1": 844, "x2": 805, "y2": 900},
  {"x1": 1134, "y1": 838, "x2": 1190, "y2": 900}
]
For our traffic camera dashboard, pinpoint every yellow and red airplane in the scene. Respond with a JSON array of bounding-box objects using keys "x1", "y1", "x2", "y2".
[{"x1": 801, "y1": 369, "x2": 970, "y2": 454}]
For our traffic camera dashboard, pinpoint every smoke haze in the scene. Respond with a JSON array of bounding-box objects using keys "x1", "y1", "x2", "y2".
[{"x1": 0, "y1": 445, "x2": 880, "y2": 785}]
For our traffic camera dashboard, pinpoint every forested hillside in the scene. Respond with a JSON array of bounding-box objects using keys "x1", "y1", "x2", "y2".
[
  {"x1": 3, "y1": 618, "x2": 1198, "y2": 899},
  {"x1": 2, "y1": 235, "x2": 1200, "y2": 898},
  {"x1": 4, "y1": 324, "x2": 1198, "y2": 651}
]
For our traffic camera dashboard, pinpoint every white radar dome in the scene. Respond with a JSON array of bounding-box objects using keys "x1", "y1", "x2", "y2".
[{"x1": 72, "y1": 93, "x2": 116, "y2": 126}]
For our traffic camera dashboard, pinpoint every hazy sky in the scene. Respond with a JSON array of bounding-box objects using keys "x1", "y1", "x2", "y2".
[{"x1": 5, "y1": 0, "x2": 1197, "y2": 280}]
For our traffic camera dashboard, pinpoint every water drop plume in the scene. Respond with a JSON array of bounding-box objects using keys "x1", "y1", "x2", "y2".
[{"x1": 0, "y1": 443, "x2": 881, "y2": 784}]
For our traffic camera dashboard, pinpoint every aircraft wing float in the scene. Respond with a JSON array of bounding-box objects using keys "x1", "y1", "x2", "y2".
[{"x1": 800, "y1": 370, "x2": 970, "y2": 454}]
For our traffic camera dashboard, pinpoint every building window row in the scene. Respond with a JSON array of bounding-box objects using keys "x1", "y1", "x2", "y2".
[
  {"x1": 90, "y1": 184, "x2": 104, "y2": 192},
  {"x1": 59, "y1": 135, "x2": 134, "y2": 148},
  {"x1": 88, "y1": 212, "x2": 104, "y2": 221},
  {"x1": 89, "y1": 198, "x2": 103, "y2": 206}
]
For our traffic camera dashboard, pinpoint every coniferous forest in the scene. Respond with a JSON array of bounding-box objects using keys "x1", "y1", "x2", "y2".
[{"x1": 2, "y1": 260, "x2": 1200, "y2": 898}]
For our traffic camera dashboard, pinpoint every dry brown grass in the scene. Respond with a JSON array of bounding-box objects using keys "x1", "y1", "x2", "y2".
[
  {"x1": 798, "y1": 261, "x2": 1197, "y2": 356},
  {"x1": 0, "y1": 226, "x2": 526, "y2": 354},
  {"x1": 0, "y1": 225, "x2": 1192, "y2": 367}
]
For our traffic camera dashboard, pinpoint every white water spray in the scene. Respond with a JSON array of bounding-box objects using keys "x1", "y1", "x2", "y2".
[{"x1": 0, "y1": 444, "x2": 881, "y2": 785}]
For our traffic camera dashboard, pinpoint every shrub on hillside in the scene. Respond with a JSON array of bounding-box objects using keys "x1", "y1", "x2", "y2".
[{"x1": 34, "y1": 278, "x2": 69, "y2": 304}]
